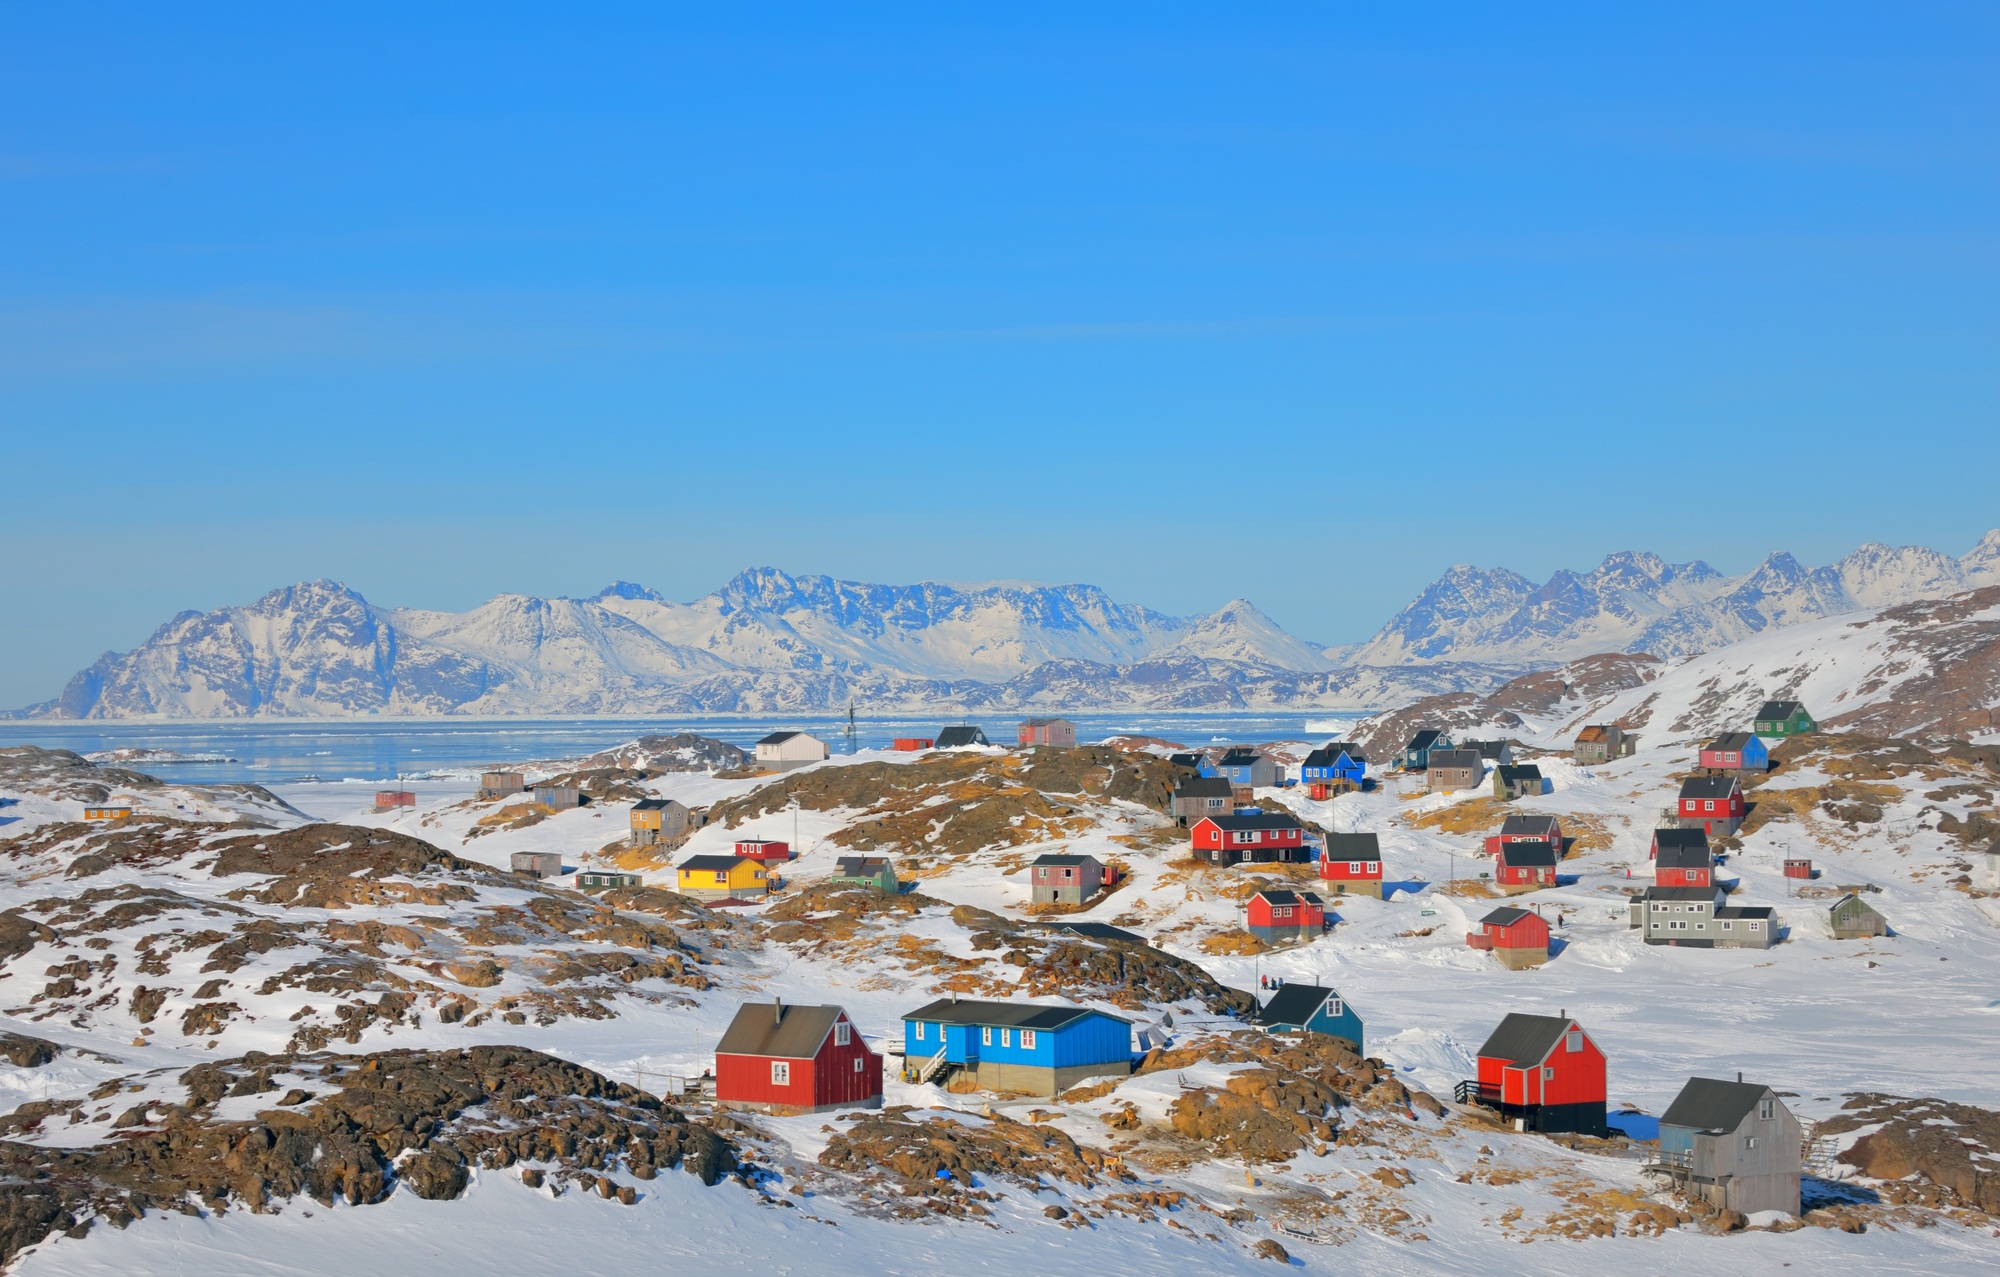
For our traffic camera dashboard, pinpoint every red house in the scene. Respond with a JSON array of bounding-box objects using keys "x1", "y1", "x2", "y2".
[
  {"x1": 1318, "y1": 832, "x2": 1384, "y2": 898},
  {"x1": 1651, "y1": 828, "x2": 1713, "y2": 887},
  {"x1": 1245, "y1": 889, "x2": 1325, "y2": 947},
  {"x1": 1483, "y1": 813, "x2": 1563, "y2": 858},
  {"x1": 1495, "y1": 841, "x2": 1558, "y2": 892},
  {"x1": 735, "y1": 838, "x2": 795, "y2": 863},
  {"x1": 1677, "y1": 776, "x2": 1744, "y2": 837},
  {"x1": 1460, "y1": 1012, "x2": 1607, "y2": 1135},
  {"x1": 1190, "y1": 812, "x2": 1308, "y2": 865},
  {"x1": 373, "y1": 790, "x2": 416, "y2": 811},
  {"x1": 891, "y1": 737, "x2": 934, "y2": 751},
  {"x1": 1464, "y1": 906, "x2": 1550, "y2": 969},
  {"x1": 715, "y1": 1000, "x2": 883, "y2": 1115}
]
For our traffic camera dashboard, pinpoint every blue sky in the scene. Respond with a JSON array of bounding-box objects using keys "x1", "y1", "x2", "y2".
[{"x1": 1, "y1": 4, "x2": 1996, "y2": 707}]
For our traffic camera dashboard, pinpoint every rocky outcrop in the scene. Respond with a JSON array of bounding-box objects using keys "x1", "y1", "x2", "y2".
[{"x1": 1822, "y1": 1093, "x2": 2000, "y2": 1214}]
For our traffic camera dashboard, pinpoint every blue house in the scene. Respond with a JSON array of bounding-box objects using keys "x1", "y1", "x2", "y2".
[
  {"x1": 1300, "y1": 742, "x2": 1367, "y2": 793},
  {"x1": 1251, "y1": 982, "x2": 1364, "y2": 1053},
  {"x1": 1401, "y1": 730, "x2": 1451, "y2": 771},
  {"x1": 1216, "y1": 748, "x2": 1280, "y2": 788},
  {"x1": 901, "y1": 997, "x2": 1133, "y2": 1097}
]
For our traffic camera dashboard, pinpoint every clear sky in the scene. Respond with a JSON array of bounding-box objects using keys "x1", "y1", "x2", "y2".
[{"x1": 1, "y1": 4, "x2": 1996, "y2": 708}]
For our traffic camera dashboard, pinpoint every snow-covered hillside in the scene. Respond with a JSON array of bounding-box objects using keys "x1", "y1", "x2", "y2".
[{"x1": 1354, "y1": 533, "x2": 2000, "y2": 666}]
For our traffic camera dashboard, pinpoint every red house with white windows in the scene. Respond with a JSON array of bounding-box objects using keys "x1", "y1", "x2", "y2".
[
  {"x1": 735, "y1": 838, "x2": 795, "y2": 863},
  {"x1": 1460, "y1": 1012, "x2": 1607, "y2": 1135},
  {"x1": 1650, "y1": 828, "x2": 1714, "y2": 887},
  {"x1": 1318, "y1": 832, "x2": 1384, "y2": 897},
  {"x1": 1465, "y1": 906, "x2": 1550, "y2": 968},
  {"x1": 1245, "y1": 889, "x2": 1325, "y2": 947},
  {"x1": 1495, "y1": 841, "x2": 1558, "y2": 892},
  {"x1": 1677, "y1": 776, "x2": 1744, "y2": 837},
  {"x1": 1483, "y1": 813, "x2": 1563, "y2": 858},
  {"x1": 715, "y1": 1000, "x2": 883, "y2": 1115},
  {"x1": 1190, "y1": 812, "x2": 1308, "y2": 865}
]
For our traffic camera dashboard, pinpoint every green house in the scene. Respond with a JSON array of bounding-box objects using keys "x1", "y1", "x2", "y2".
[
  {"x1": 1752, "y1": 699, "x2": 1816, "y2": 738},
  {"x1": 830, "y1": 856, "x2": 898, "y2": 893}
]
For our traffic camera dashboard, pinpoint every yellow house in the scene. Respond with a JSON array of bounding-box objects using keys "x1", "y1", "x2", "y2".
[
  {"x1": 83, "y1": 805, "x2": 134, "y2": 822},
  {"x1": 676, "y1": 854, "x2": 769, "y2": 900}
]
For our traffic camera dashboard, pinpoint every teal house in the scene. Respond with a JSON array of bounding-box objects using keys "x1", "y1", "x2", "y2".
[
  {"x1": 1753, "y1": 700, "x2": 1816, "y2": 738},
  {"x1": 1250, "y1": 982, "x2": 1363, "y2": 1053}
]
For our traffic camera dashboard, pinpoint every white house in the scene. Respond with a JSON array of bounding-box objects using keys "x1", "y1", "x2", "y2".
[{"x1": 755, "y1": 731, "x2": 830, "y2": 771}]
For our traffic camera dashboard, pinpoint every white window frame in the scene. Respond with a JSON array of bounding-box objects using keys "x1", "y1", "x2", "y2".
[
  {"x1": 915, "y1": 1021, "x2": 926, "y2": 1041},
  {"x1": 1020, "y1": 1030, "x2": 1036, "y2": 1050},
  {"x1": 1000, "y1": 1028, "x2": 1012, "y2": 1048},
  {"x1": 835, "y1": 1021, "x2": 851, "y2": 1046},
  {"x1": 771, "y1": 1061, "x2": 791, "y2": 1085},
  {"x1": 1541, "y1": 1066, "x2": 1554, "y2": 1081},
  {"x1": 981, "y1": 1026, "x2": 992, "y2": 1045},
  {"x1": 1565, "y1": 1029, "x2": 1582, "y2": 1053},
  {"x1": 854, "y1": 1057, "x2": 865, "y2": 1073}
]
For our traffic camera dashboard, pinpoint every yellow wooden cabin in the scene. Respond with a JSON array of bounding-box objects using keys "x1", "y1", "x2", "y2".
[
  {"x1": 83, "y1": 805, "x2": 134, "y2": 822},
  {"x1": 676, "y1": 854, "x2": 770, "y2": 900}
]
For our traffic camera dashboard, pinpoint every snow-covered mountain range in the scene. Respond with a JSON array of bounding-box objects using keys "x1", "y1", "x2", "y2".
[{"x1": 15, "y1": 534, "x2": 1999, "y2": 719}]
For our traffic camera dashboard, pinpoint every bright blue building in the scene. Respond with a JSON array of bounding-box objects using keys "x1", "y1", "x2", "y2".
[
  {"x1": 1250, "y1": 982, "x2": 1364, "y2": 1053},
  {"x1": 1300, "y1": 742, "x2": 1367, "y2": 790},
  {"x1": 902, "y1": 997, "x2": 1133, "y2": 1096}
]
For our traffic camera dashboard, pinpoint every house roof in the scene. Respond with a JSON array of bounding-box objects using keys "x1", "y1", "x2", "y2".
[
  {"x1": 1574, "y1": 725, "x2": 1608, "y2": 743},
  {"x1": 1660, "y1": 1076, "x2": 1771, "y2": 1134},
  {"x1": 1428, "y1": 748, "x2": 1482, "y2": 770},
  {"x1": 1323, "y1": 832, "x2": 1381, "y2": 861},
  {"x1": 1167, "y1": 752, "x2": 1205, "y2": 769},
  {"x1": 902, "y1": 997, "x2": 1129, "y2": 1031},
  {"x1": 1655, "y1": 841, "x2": 1713, "y2": 870},
  {"x1": 1495, "y1": 764, "x2": 1543, "y2": 784},
  {"x1": 1172, "y1": 776, "x2": 1235, "y2": 798},
  {"x1": 1499, "y1": 841, "x2": 1558, "y2": 868},
  {"x1": 1641, "y1": 885, "x2": 1723, "y2": 902},
  {"x1": 1303, "y1": 743, "x2": 1366, "y2": 768},
  {"x1": 1679, "y1": 775, "x2": 1740, "y2": 800},
  {"x1": 1250, "y1": 888, "x2": 1324, "y2": 908},
  {"x1": 1652, "y1": 827, "x2": 1710, "y2": 854},
  {"x1": 1828, "y1": 892, "x2": 1884, "y2": 916},
  {"x1": 1480, "y1": 906, "x2": 1536, "y2": 926},
  {"x1": 716, "y1": 1002, "x2": 849, "y2": 1061},
  {"x1": 755, "y1": 731, "x2": 803, "y2": 745},
  {"x1": 1475, "y1": 1013, "x2": 1575, "y2": 1067},
  {"x1": 1470, "y1": 740, "x2": 1511, "y2": 759},
  {"x1": 1035, "y1": 921, "x2": 1145, "y2": 944},
  {"x1": 833, "y1": 856, "x2": 893, "y2": 876},
  {"x1": 1704, "y1": 732, "x2": 1756, "y2": 753},
  {"x1": 1252, "y1": 982, "x2": 1345, "y2": 1029},
  {"x1": 1757, "y1": 700, "x2": 1805, "y2": 720},
  {"x1": 1021, "y1": 717, "x2": 1074, "y2": 727},
  {"x1": 632, "y1": 798, "x2": 672, "y2": 811},
  {"x1": 1405, "y1": 730, "x2": 1445, "y2": 751},
  {"x1": 1499, "y1": 814, "x2": 1561, "y2": 838},
  {"x1": 1199, "y1": 811, "x2": 1306, "y2": 832},
  {"x1": 1715, "y1": 905, "x2": 1776, "y2": 920},
  {"x1": 1030, "y1": 853, "x2": 1102, "y2": 868},
  {"x1": 1217, "y1": 748, "x2": 1265, "y2": 766},
  {"x1": 934, "y1": 726, "x2": 990, "y2": 748},
  {"x1": 678, "y1": 855, "x2": 750, "y2": 872}
]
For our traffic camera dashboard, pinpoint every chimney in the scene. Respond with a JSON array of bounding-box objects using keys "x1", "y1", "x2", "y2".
[
  {"x1": 774, "y1": 996, "x2": 783, "y2": 1025},
  {"x1": 1738, "y1": 1071, "x2": 1743, "y2": 1084}
]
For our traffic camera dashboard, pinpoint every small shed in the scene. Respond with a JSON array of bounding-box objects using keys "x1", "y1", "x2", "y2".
[
  {"x1": 532, "y1": 784, "x2": 583, "y2": 810},
  {"x1": 1244, "y1": 889, "x2": 1325, "y2": 948},
  {"x1": 830, "y1": 856, "x2": 898, "y2": 893},
  {"x1": 577, "y1": 871, "x2": 643, "y2": 890},
  {"x1": 1783, "y1": 858, "x2": 1814, "y2": 880},
  {"x1": 1655, "y1": 1075, "x2": 1802, "y2": 1215},
  {"x1": 716, "y1": 1000, "x2": 883, "y2": 1116},
  {"x1": 1426, "y1": 748, "x2": 1483, "y2": 793},
  {"x1": 1492, "y1": 764, "x2": 1545, "y2": 800},
  {"x1": 1318, "y1": 831, "x2": 1384, "y2": 897},
  {"x1": 629, "y1": 797, "x2": 693, "y2": 848},
  {"x1": 890, "y1": 737, "x2": 934, "y2": 751},
  {"x1": 82, "y1": 805, "x2": 133, "y2": 822},
  {"x1": 935, "y1": 725, "x2": 992, "y2": 749},
  {"x1": 510, "y1": 851, "x2": 563, "y2": 879},
  {"x1": 1828, "y1": 892, "x2": 1888, "y2": 939},
  {"x1": 1466, "y1": 907, "x2": 1550, "y2": 968},
  {"x1": 1029, "y1": 853, "x2": 1106, "y2": 905},
  {"x1": 1252, "y1": 982, "x2": 1362, "y2": 1051},
  {"x1": 477, "y1": 771, "x2": 526, "y2": 798},
  {"x1": 1018, "y1": 718, "x2": 1078, "y2": 747},
  {"x1": 374, "y1": 790, "x2": 416, "y2": 812}
]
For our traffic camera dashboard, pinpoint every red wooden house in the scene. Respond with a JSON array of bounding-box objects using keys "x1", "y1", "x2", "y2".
[
  {"x1": 735, "y1": 838, "x2": 795, "y2": 863},
  {"x1": 715, "y1": 1000, "x2": 884, "y2": 1115},
  {"x1": 1483, "y1": 813, "x2": 1563, "y2": 858},
  {"x1": 1678, "y1": 776, "x2": 1744, "y2": 837},
  {"x1": 1495, "y1": 841, "x2": 1558, "y2": 892},
  {"x1": 1459, "y1": 1012, "x2": 1607, "y2": 1135},
  {"x1": 891, "y1": 737, "x2": 934, "y2": 751},
  {"x1": 1318, "y1": 832, "x2": 1384, "y2": 897},
  {"x1": 1651, "y1": 828, "x2": 1713, "y2": 887},
  {"x1": 1190, "y1": 812, "x2": 1308, "y2": 865},
  {"x1": 1245, "y1": 889, "x2": 1325, "y2": 947},
  {"x1": 1464, "y1": 906, "x2": 1550, "y2": 969}
]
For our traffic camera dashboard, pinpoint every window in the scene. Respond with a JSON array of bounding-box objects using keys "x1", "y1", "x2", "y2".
[
  {"x1": 1704, "y1": 800, "x2": 1716, "y2": 813},
  {"x1": 713, "y1": 871, "x2": 727, "y2": 883},
  {"x1": 1062, "y1": 868, "x2": 1074, "y2": 880},
  {"x1": 1000, "y1": 1029, "x2": 1012, "y2": 1047},
  {"x1": 1749, "y1": 921, "x2": 1762, "y2": 931},
  {"x1": 1721, "y1": 921, "x2": 1733, "y2": 931},
  {"x1": 1325, "y1": 998, "x2": 1342, "y2": 1017},
  {"x1": 1020, "y1": 1030, "x2": 1036, "y2": 1049},
  {"x1": 1565, "y1": 1029, "x2": 1582, "y2": 1053},
  {"x1": 1759, "y1": 1098, "x2": 1775, "y2": 1121},
  {"x1": 1744, "y1": 1136, "x2": 1759, "y2": 1150},
  {"x1": 835, "y1": 1021, "x2": 851, "y2": 1046},
  {"x1": 915, "y1": 1022, "x2": 926, "y2": 1041},
  {"x1": 771, "y1": 1061, "x2": 791, "y2": 1085},
  {"x1": 1542, "y1": 1067, "x2": 1554, "y2": 1081},
  {"x1": 981, "y1": 1026, "x2": 992, "y2": 1045},
  {"x1": 854, "y1": 1058, "x2": 865, "y2": 1073},
  {"x1": 1349, "y1": 862, "x2": 1362, "y2": 873}
]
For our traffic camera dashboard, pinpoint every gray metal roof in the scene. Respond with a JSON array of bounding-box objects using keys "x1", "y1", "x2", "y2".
[
  {"x1": 1323, "y1": 832, "x2": 1381, "y2": 861},
  {"x1": 1030, "y1": 853, "x2": 1101, "y2": 868},
  {"x1": 934, "y1": 726, "x2": 990, "y2": 748},
  {"x1": 1470, "y1": 740, "x2": 1512, "y2": 759},
  {"x1": 632, "y1": 798, "x2": 686, "y2": 812},
  {"x1": 1480, "y1": 906, "x2": 1535, "y2": 926},
  {"x1": 1167, "y1": 752, "x2": 1205, "y2": 769},
  {"x1": 1495, "y1": 764, "x2": 1543, "y2": 783},
  {"x1": 755, "y1": 731, "x2": 802, "y2": 745},
  {"x1": 1428, "y1": 748, "x2": 1482, "y2": 769},
  {"x1": 1405, "y1": 730, "x2": 1445, "y2": 750},
  {"x1": 716, "y1": 1002, "x2": 850, "y2": 1061},
  {"x1": 1475, "y1": 1012, "x2": 1576, "y2": 1067},
  {"x1": 1715, "y1": 905, "x2": 1775, "y2": 919},
  {"x1": 1251, "y1": 888, "x2": 1324, "y2": 907},
  {"x1": 1641, "y1": 885, "x2": 1723, "y2": 902},
  {"x1": 1654, "y1": 840, "x2": 1713, "y2": 870},
  {"x1": 1303, "y1": 743, "x2": 1366, "y2": 768},
  {"x1": 833, "y1": 856, "x2": 892, "y2": 875},
  {"x1": 1217, "y1": 748, "x2": 1264, "y2": 766},
  {"x1": 1660, "y1": 1076, "x2": 1772, "y2": 1133},
  {"x1": 1499, "y1": 841, "x2": 1557, "y2": 868},
  {"x1": 1253, "y1": 983, "x2": 1345, "y2": 1029},
  {"x1": 1172, "y1": 776, "x2": 1235, "y2": 798},
  {"x1": 1704, "y1": 732, "x2": 1756, "y2": 752},
  {"x1": 1201, "y1": 811, "x2": 1305, "y2": 832},
  {"x1": 1499, "y1": 814, "x2": 1560, "y2": 837},
  {"x1": 1756, "y1": 700, "x2": 1805, "y2": 720},
  {"x1": 678, "y1": 854, "x2": 746, "y2": 872},
  {"x1": 1679, "y1": 775, "x2": 1739, "y2": 800},
  {"x1": 1035, "y1": 921, "x2": 1145, "y2": 944},
  {"x1": 902, "y1": 997, "x2": 1129, "y2": 1031},
  {"x1": 1652, "y1": 827, "x2": 1710, "y2": 854}
]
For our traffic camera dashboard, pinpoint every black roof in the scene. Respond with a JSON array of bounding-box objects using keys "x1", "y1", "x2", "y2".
[
  {"x1": 833, "y1": 856, "x2": 892, "y2": 875},
  {"x1": 1167, "y1": 752, "x2": 1205, "y2": 769},
  {"x1": 1405, "y1": 729, "x2": 1445, "y2": 751},
  {"x1": 1499, "y1": 814, "x2": 1560, "y2": 837},
  {"x1": 1705, "y1": 731, "x2": 1756, "y2": 752},
  {"x1": 1200, "y1": 811, "x2": 1305, "y2": 832},
  {"x1": 1323, "y1": 832, "x2": 1381, "y2": 861},
  {"x1": 1715, "y1": 905, "x2": 1775, "y2": 920},
  {"x1": 1253, "y1": 983, "x2": 1345, "y2": 1029},
  {"x1": 1217, "y1": 748, "x2": 1264, "y2": 766},
  {"x1": 902, "y1": 997, "x2": 1128, "y2": 1031},
  {"x1": 716, "y1": 1002, "x2": 851, "y2": 1061},
  {"x1": 1499, "y1": 841, "x2": 1557, "y2": 868},
  {"x1": 756, "y1": 731, "x2": 804, "y2": 745},
  {"x1": 1250, "y1": 888, "x2": 1324, "y2": 907},
  {"x1": 1428, "y1": 748, "x2": 1482, "y2": 769},
  {"x1": 1660, "y1": 1076, "x2": 1772, "y2": 1133},
  {"x1": 1030, "y1": 853, "x2": 1101, "y2": 868},
  {"x1": 1172, "y1": 776, "x2": 1235, "y2": 798},
  {"x1": 1495, "y1": 764, "x2": 1543, "y2": 783},
  {"x1": 1654, "y1": 840, "x2": 1713, "y2": 870},
  {"x1": 1652, "y1": 827, "x2": 1710, "y2": 853},
  {"x1": 1035, "y1": 921, "x2": 1145, "y2": 944},
  {"x1": 1679, "y1": 775, "x2": 1740, "y2": 800},
  {"x1": 1756, "y1": 700, "x2": 1805, "y2": 720},
  {"x1": 678, "y1": 854, "x2": 746, "y2": 872},
  {"x1": 1480, "y1": 906, "x2": 1535, "y2": 926},
  {"x1": 1303, "y1": 742, "x2": 1366, "y2": 768},
  {"x1": 632, "y1": 798, "x2": 670, "y2": 811},
  {"x1": 934, "y1": 726, "x2": 991, "y2": 748},
  {"x1": 1470, "y1": 740, "x2": 1512, "y2": 759},
  {"x1": 1475, "y1": 1012, "x2": 1576, "y2": 1067}
]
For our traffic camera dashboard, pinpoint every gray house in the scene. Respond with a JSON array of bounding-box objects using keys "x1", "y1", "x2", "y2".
[
  {"x1": 1426, "y1": 748, "x2": 1483, "y2": 793},
  {"x1": 1492, "y1": 764, "x2": 1545, "y2": 800},
  {"x1": 1029, "y1": 853, "x2": 1105, "y2": 905},
  {"x1": 1572, "y1": 724, "x2": 1636, "y2": 765},
  {"x1": 533, "y1": 784, "x2": 583, "y2": 810},
  {"x1": 629, "y1": 797, "x2": 694, "y2": 848},
  {"x1": 1828, "y1": 892, "x2": 1889, "y2": 939},
  {"x1": 478, "y1": 770, "x2": 527, "y2": 798},
  {"x1": 1170, "y1": 776, "x2": 1235, "y2": 826},
  {"x1": 1467, "y1": 739, "x2": 1515, "y2": 766},
  {"x1": 1630, "y1": 884, "x2": 1727, "y2": 945},
  {"x1": 1215, "y1": 748, "x2": 1280, "y2": 789},
  {"x1": 1654, "y1": 1075, "x2": 1803, "y2": 1215}
]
